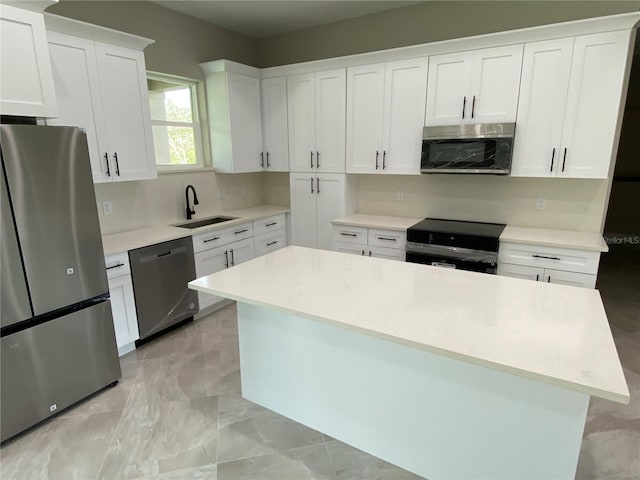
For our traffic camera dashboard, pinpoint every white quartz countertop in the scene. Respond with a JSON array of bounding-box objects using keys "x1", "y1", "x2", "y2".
[
  {"x1": 190, "y1": 246, "x2": 629, "y2": 404},
  {"x1": 332, "y1": 214, "x2": 422, "y2": 231},
  {"x1": 102, "y1": 205, "x2": 289, "y2": 256},
  {"x1": 501, "y1": 225, "x2": 609, "y2": 252}
]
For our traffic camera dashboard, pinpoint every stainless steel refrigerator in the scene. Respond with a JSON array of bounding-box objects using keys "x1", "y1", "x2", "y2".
[{"x1": 1, "y1": 124, "x2": 121, "y2": 443}]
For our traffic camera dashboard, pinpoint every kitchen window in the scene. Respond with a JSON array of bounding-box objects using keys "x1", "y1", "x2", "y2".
[{"x1": 147, "y1": 73, "x2": 204, "y2": 170}]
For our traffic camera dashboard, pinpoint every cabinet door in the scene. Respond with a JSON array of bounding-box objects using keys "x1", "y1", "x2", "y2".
[
  {"x1": 290, "y1": 173, "x2": 318, "y2": 248},
  {"x1": 108, "y1": 274, "x2": 139, "y2": 356},
  {"x1": 497, "y1": 263, "x2": 545, "y2": 282},
  {"x1": 228, "y1": 73, "x2": 263, "y2": 173},
  {"x1": 469, "y1": 44, "x2": 523, "y2": 123},
  {"x1": 543, "y1": 269, "x2": 596, "y2": 289},
  {"x1": 511, "y1": 38, "x2": 574, "y2": 177},
  {"x1": 194, "y1": 244, "x2": 229, "y2": 311},
  {"x1": 287, "y1": 73, "x2": 316, "y2": 172},
  {"x1": 382, "y1": 58, "x2": 428, "y2": 174},
  {"x1": 315, "y1": 174, "x2": 346, "y2": 251},
  {"x1": 369, "y1": 245, "x2": 405, "y2": 261},
  {"x1": 346, "y1": 64, "x2": 385, "y2": 174},
  {"x1": 0, "y1": 5, "x2": 56, "y2": 117},
  {"x1": 560, "y1": 31, "x2": 631, "y2": 179},
  {"x1": 47, "y1": 33, "x2": 111, "y2": 183},
  {"x1": 261, "y1": 77, "x2": 289, "y2": 171},
  {"x1": 315, "y1": 69, "x2": 346, "y2": 173},
  {"x1": 227, "y1": 238, "x2": 255, "y2": 267},
  {"x1": 425, "y1": 51, "x2": 472, "y2": 126},
  {"x1": 95, "y1": 43, "x2": 156, "y2": 182},
  {"x1": 333, "y1": 241, "x2": 365, "y2": 256}
]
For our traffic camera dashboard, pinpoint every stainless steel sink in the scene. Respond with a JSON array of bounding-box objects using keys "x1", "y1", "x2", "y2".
[{"x1": 173, "y1": 216, "x2": 237, "y2": 229}]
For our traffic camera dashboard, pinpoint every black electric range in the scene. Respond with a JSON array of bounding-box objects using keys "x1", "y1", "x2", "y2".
[{"x1": 406, "y1": 218, "x2": 506, "y2": 274}]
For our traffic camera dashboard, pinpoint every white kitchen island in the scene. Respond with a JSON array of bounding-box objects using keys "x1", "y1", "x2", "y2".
[{"x1": 189, "y1": 246, "x2": 629, "y2": 480}]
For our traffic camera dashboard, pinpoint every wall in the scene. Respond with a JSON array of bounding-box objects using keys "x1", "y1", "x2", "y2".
[
  {"x1": 47, "y1": 0, "x2": 257, "y2": 78},
  {"x1": 46, "y1": 1, "x2": 266, "y2": 235},
  {"x1": 95, "y1": 172, "x2": 264, "y2": 235},
  {"x1": 355, "y1": 176, "x2": 608, "y2": 232},
  {"x1": 256, "y1": 1, "x2": 640, "y2": 67}
]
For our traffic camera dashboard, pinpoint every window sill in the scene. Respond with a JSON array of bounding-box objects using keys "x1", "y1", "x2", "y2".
[{"x1": 157, "y1": 166, "x2": 215, "y2": 175}]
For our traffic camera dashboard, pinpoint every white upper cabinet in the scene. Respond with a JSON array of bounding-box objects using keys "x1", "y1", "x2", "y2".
[
  {"x1": 95, "y1": 43, "x2": 156, "y2": 182},
  {"x1": 425, "y1": 45, "x2": 523, "y2": 126},
  {"x1": 46, "y1": 21, "x2": 156, "y2": 183},
  {"x1": 345, "y1": 64, "x2": 385, "y2": 174},
  {"x1": 510, "y1": 38, "x2": 574, "y2": 177},
  {"x1": 47, "y1": 32, "x2": 108, "y2": 181},
  {"x1": 288, "y1": 69, "x2": 346, "y2": 173},
  {"x1": 381, "y1": 58, "x2": 428, "y2": 174},
  {"x1": 0, "y1": 4, "x2": 57, "y2": 117},
  {"x1": 347, "y1": 58, "x2": 427, "y2": 175},
  {"x1": 560, "y1": 31, "x2": 631, "y2": 178},
  {"x1": 260, "y1": 76, "x2": 289, "y2": 171},
  {"x1": 512, "y1": 31, "x2": 631, "y2": 179},
  {"x1": 202, "y1": 61, "x2": 264, "y2": 173},
  {"x1": 226, "y1": 72, "x2": 263, "y2": 172}
]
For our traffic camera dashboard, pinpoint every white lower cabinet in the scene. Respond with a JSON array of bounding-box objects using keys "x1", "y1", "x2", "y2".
[
  {"x1": 497, "y1": 242, "x2": 600, "y2": 288},
  {"x1": 105, "y1": 252, "x2": 139, "y2": 356},
  {"x1": 333, "y1": 224, "x2": 406, "y2": 261},
  {"x1": 193, "y1": 215, "x2": 288, "y2": 312},
  {"x1": 195, "y1": 237, "x2": 255, "y2": 311},
  {"x1": 290, "y1": 173, "x2": 346, "y2": 250}
]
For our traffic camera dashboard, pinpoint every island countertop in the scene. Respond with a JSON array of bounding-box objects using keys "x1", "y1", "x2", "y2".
[{"x1": 189, "y1": 246, "x2": 629, "y2": 404}]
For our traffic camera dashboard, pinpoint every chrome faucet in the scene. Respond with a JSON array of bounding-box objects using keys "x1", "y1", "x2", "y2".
[{"x1": 185, "y1": 185, "x2": 199, "y2": 220}]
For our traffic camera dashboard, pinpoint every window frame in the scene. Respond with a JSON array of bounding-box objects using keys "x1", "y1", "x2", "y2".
[{"x1": 147, "y1": 71, "x2": 206, "y2": 172}]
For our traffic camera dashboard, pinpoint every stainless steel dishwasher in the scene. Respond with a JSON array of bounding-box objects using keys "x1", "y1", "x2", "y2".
[{"x1": 129, "y1": 236, "x2": 199, "y2": 344}]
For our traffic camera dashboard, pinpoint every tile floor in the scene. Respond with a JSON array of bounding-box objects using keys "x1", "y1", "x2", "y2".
[{"x1": 1, "y1": 246, "x2": 638, "y2": 480}]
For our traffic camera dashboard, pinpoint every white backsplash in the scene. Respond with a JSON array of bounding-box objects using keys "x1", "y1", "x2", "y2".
[
  {"x1": 354, "y1": 174, "x2": 609, "y2": 232},
  {"x1": 94, "y1": 171, "x2": 265, "y2": 235}
]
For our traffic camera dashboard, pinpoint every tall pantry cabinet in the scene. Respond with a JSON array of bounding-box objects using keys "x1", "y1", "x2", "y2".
[{"x1": 287, "y1": 68, "x2": 351, "y2": 250}]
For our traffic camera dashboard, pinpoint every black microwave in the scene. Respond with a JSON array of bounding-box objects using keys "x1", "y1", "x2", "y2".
[{"x1": 421, "y1": 123, "x2": 515, "y2": 175}]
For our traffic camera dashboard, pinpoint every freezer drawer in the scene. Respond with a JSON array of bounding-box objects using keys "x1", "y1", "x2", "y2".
[{"x1": 1, "y1": 301, "x2": 121, "y2": 442}]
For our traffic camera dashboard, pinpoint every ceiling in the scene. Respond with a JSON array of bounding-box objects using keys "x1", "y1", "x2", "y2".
[{"x1": 151, "y1": 1, "x2": 422, "y2": 39}]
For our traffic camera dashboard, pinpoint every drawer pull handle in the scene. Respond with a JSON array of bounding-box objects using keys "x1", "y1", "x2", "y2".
[
  {"x1": 224, "y1": 250, "x2": 229, "y2": 268},
  {"x1": 340, "y1": 233, "x2": 358, "y2": 237},
  {"x1": 234, "y1": 229, "x2": 249, "y2": 235},
  {"x1": 106, "y1": 263, "x2": 124, "y2": 270},
  {"x1": 532, "y1": 254, "x2": 560, "y2": 261},
  {"x1": 267, "y1": 241, "x2": 278, "y2": 246},
  {"x1": 203, "y1": 236, "x2": 220, "y2": 243},
  {"x1": 266, "y1": 222, "x2": 278, "y2": 227},
  {"x1": 377, "y1": 236, "x2": 396, "y2": 242},
  {"x1": 536, "y1": 274, "x2": 539, "y2": 281}
]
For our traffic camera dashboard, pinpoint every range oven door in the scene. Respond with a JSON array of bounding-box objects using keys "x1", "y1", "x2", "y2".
[{"x1": 405, "y1": 242, "x2": 498, "y2": 274}]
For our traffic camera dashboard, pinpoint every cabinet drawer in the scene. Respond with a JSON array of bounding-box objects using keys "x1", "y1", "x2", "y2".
[
  {"x1": 254, "y1": 231, "x2": 287, "y2": 257},
  {"x1": 333, "y1": 226, "x2": 367, "y2": 245},
  {"x1": 253, "y1": 214, "x2": 286, "y2": 236},
  {"x1": 368, "y1": 229, "x2": 406, "y2": 250},
  {"x1": 227, "y1": 222, "x2": 253, "y2": 243},
  {"x1": 498, "y1": 242, "x2": 600, "y2": 275},
  {"x1": 192, "y1": 230, "x2": 227, "y2": 253},
  {"x1": 192, "y1": 222, "x2": 254, "y2": 253},
  {"x1": 333, "y1": 241, "x2": 365, "y2": 256},
  {"x1": 105, "y1": 252, "x2": 131, "y2": 279}
]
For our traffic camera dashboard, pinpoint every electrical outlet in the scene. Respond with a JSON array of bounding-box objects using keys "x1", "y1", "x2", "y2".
[
  {"x1": 102, "y1": 201, "x2": 112, "y2": 215},
  {"x1": 217, "y1": 189, "x2": 226, "y2": 199},
  {"x1": 396, "y1": 190, "x2": 405, "y2": 202},
  {"x1": 536, "y1": 197, "x2": 546, "y2": 210}
]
